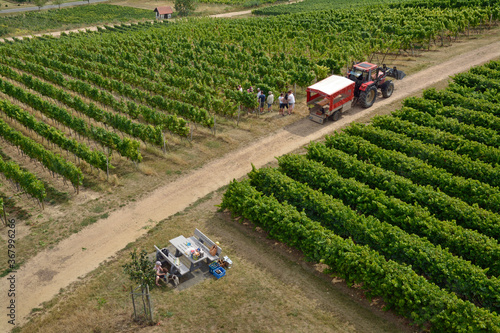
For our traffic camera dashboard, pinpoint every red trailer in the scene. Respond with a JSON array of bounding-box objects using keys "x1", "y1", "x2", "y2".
[{"x1": 306, "y1": 75, "x2": 355, "y2": 124}]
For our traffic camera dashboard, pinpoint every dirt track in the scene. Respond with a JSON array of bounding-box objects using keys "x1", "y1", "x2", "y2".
[{"x1": 1, "y1": 38, "x2": 499, "y2": 331}]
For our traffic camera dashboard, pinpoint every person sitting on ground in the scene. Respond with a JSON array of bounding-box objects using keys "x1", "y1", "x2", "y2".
[{"x1": 154, "y1": 261, "x2": 167, "y2": 286}]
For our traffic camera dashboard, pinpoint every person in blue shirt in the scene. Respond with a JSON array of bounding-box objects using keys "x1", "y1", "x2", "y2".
[{"x1": 258, "y1": 91, "x2": 266, "y2": 114}]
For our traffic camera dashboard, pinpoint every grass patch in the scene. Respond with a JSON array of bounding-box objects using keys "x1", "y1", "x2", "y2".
[
  {"x1": 204, "y1": 140, "x2": 221, "y2": 149},
  {"x1": 80, "y1": 215, "x2": 99, "y2": 227}
]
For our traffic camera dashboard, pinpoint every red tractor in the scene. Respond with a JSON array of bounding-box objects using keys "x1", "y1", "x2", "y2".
[
  {"x1": 347, "y1": 62, "x2": 406, "y2": 108},
  {"x1": 307, "y1": 62, "x2": 405, "y2": 124}
]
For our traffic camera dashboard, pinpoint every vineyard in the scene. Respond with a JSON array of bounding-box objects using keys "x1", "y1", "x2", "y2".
[
  {"x1": 221, "y1": 60, "x2": 500, "y2": 332},
  {"x1": 0, "y1": 0, "x2": 497, "y2": 213},
  {"x1": 0, "y1": 0, "x2": 499, "y2": 330},
  {"x1": 0, "y1": 4, "x2": 153, "y2": 37}
]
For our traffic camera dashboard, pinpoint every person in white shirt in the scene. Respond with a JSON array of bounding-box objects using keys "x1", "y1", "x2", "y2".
[
  {"x1": 287, "y1": 90, "x2": 295, "y2": 115},
  {"x1": 266, "y1": 91, "x2": 274, "y2": 113}
]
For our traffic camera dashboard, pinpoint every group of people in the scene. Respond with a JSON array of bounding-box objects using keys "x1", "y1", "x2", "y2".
[
  {"x1": 237, "y1": 85, "x2": 295, "y2": 116},
  {"x1": 278, "y1": 90, "x2": 295, "y2": 116}
]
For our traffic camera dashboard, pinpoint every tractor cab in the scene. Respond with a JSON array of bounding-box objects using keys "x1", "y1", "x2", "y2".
[{"x1": 348, "y1": 62, "x2": 380, "y2": 84}]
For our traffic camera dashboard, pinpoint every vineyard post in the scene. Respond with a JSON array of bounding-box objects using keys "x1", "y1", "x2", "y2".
[
  {"x1": 162, "y1": 133, "x2": 166, "y2": 154},
  {"x1": 106, "y1": 155, "x2": 109, "y2": 180},
  {"x1": 190, "y1": 125, "x2": 193, "y2": 142},
  {"x1": 294, "y1": 83, "x2": 296, "y2": 96},
  {"x1": 213, "y1": 116, "x2": 216, "y2": 136},
  {"x1": 237, "y1": 105, "x2": 240, "y2": 127},
  {"x1": 2, "y1": 201, "x2": 6, "y2": 227}
]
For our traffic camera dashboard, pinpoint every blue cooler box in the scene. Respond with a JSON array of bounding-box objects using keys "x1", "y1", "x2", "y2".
[{"x1": 212, "y1": 267, "x2": 226, "y2": 279}]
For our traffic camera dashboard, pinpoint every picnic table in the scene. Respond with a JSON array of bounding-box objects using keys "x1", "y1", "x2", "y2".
[
  {"x1": 155, "y1": 229, "x2": 222, "y2": 277},
  {"x1": 170, "y1": 235, "x2": 208, "y2": 272}
]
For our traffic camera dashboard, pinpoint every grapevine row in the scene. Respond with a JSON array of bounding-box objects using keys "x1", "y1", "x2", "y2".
[
  {"x1": 447, "y1": 83, "x2": 500, "y2": 104},
  {"x1": 422, "y1": 87, "x2": 500, "y2": 117},
  {"x1": 393, "y1": 106, "x2": 500, "y2": 148},
  {"x1": 0, "y1": 99, "x2": 108, "y2": 171},
  {"x1": 305, "y1": 142, "x2": 500, "y2": 241},
  {"x1": 277, "y1": 153, "x2": 500, "y2": 276},
  {"x1": 4, "y1": 67, "x2": 165, "y2": 147},
  {"x1": 0, "y1": 76, "x2": 142, "y2": 162},
  {"x1": 0, "y1": 118, "x2": 83, "y2": 191},
  {"x1": 0, "y1": 155, "x2": 45, "y2": 203},
  {"x1": 248, "y1": 166, "x2": 500, "y2": 312},
  {"x1": 453, "y1": 72, "x2": 500, "y2": 92},
  {"x1": 324, "y1": 133, "x2": 500, "y2": 219},
  {"x1": 220, "y1": 180, "x2": 500, "y2": 332},
  {"x1": 0, "y1": 59, "x2": 189, "y2": 138},
  {"x1": 18, "y1": 53, "x2": 214, "y2": 127},
  {"x1": 344, "y1": 123, "x2": 500, "y2": 188},
  {"x1": 404, "y1": 97, "x2": 500, "y2": 133},
  {"x1": 370, "y1": 115, "x2": 500, "y2": 165}
]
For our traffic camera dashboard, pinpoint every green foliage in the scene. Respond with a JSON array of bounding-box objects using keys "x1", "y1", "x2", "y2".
[
  {"x1": 0, "y1": 156, "x2": 46, "y2": 202},
  {"x1": 175, "y1": 0, "x2": 196, "y2": 16},
  {"x1": 53, "y1": 0, "x2": 64, "y2": 9},
  {"x1": 325, "y1": 132, "x2": 500, "y2": 213},
  {"x1": 248, "y1": 166, "x2": 500, "y2": 313},
  {"x1": 0, "y1": 4, "x2": 152, "y2": 37},
  {"x1": 313, "y1": 64, "x2": 330, "y2": 81},
  {"x1": 33, "y1": 0, "x2": 48, "y2": 10},
  {"x1": 0, "y1": 98, "x2": 109, "y2": 171},
  {"x1": 221, "y1": 180, "x2": 500, "y2": 331},
  {"x1": 0, "y1": 117, "x2": 82, "y2": 191},
  {"x1": 305, "y1": 141, "x2": 500, "y2": 241},
  {"x1": 344, "y1": 123, "x2": 500, "y2": 188},
  {"x1": 122, "y1": 249, "x2": 156, "y2": 287}
]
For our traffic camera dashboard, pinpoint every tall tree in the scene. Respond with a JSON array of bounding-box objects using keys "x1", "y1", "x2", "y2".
[
  {"x1": 175, "y1": 0, "x2": 195, "y2": 17},
  {"x1": 53, "y1": 0, "x2": 63, "y2": 9},
  {"x1": 33, "y1": 0, "x2": 48, "y2": 10}
]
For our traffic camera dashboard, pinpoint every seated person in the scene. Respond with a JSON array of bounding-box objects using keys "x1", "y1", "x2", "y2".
[{"x1": 154, "y1": 261, "x2": 167, "y2": 286}]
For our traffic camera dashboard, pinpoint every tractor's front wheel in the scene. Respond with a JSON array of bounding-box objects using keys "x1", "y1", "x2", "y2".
[
  {"x1": 359, "y1": 86, "x2": 377, "y2": 108},
  {"x1": 329, "y1": 111, "x2": 341, "y2": 121},
  {"x1": 381, "y1": 81, "x2": 394, "y2": 98}
]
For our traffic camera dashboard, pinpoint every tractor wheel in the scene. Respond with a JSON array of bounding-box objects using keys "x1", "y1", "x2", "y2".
[
  {"x1": 359, "y1": 86, "x2": 377, "y2": 108},
  {"x1": 381, "y1": 81, "x2": 394, "y2": 98},
  {"x1": 329, "y1": 111, "x2": 341, "y2": 121}
]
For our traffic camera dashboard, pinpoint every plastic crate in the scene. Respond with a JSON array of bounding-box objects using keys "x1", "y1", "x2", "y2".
[
  {"x1": 209, "y1": 261, "x2": 220, "y2": 274},
  {"x1": 212, "y1": 267, "x2": 226, "y2": 279}
]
